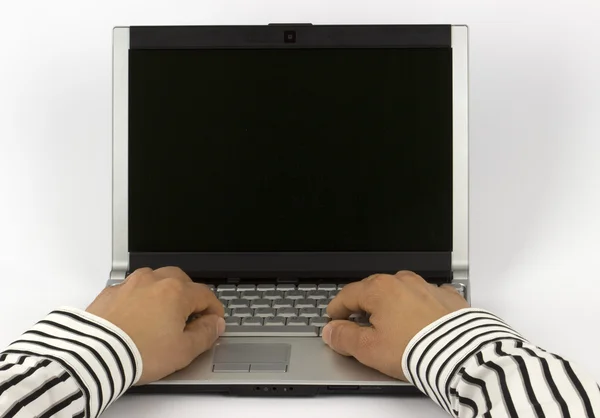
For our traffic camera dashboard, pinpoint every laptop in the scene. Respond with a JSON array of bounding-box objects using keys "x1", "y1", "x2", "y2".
[{"x1": 109, "y1": 24, "x2": 469, "y2": 395}]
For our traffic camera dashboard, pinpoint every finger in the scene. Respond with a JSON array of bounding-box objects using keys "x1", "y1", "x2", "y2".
[
  {"x1": 121, "y1": 267, "x2": 155, "y2": 287},
  {"x1": 326, "y1": 281, "x2": 367, "y2": 319},
  {"x1": 128, "y1": 267, "x2": 153, "y2": 278},
  {"x1": 322, "y1": 320, "x2": 378, "y2": 365},
  {"x1": 394, "y1": 270, "x2": 420, "y2": 279},
  {"x1": 153, "y1": 266, "x2": 192, "y2": 282},
  {"x1": 439, "y1": 284, "x2": 458, "y2": 293},
  {"x1": 181, "y1": 315, "x2": 226, "y2": 361},
  {"x1": 327, "y1": 275, "x2": 384, "y2": 319},
  {"x1": 183, "y1": 282, "x2": 225, "y2": 317},
  {"x1": 125, "y1": 267, "x2": 154, "y2": 282}
]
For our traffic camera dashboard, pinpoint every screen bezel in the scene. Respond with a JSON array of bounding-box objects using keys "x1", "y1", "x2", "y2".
[{"x1": 111, "y1": 24, "x2": 468, "y2": 279}]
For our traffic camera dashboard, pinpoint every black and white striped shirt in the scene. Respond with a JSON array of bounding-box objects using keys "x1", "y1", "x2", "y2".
[
  {"x1": 0, "y1": 307, "x2": 141, "y2": 418},
  {"x1": 403, "y1": 309, "x2": 600, "y2": 417},
  {"x1": 1, "y1": 308, "x2": 599, "y2": 417}
]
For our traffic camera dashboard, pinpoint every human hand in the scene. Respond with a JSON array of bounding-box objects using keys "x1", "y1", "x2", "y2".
[
  {"x1": 86, "y1": 267, "x2": 225, "y2": 385},
  {"x1": 322, "y1": 271, "x2": 469, "y2": 381}
]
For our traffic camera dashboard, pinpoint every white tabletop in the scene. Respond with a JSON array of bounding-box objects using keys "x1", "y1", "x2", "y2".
[{"x1": 1, "y1": 1, "x2": 599, "y2": 417}]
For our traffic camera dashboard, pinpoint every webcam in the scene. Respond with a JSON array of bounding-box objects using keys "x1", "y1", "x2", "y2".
[{"x1": 284, "y1": 30, "x2": 296, "y2": 43}]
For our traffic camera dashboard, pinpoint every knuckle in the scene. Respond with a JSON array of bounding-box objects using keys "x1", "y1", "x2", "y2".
[
  {"x1": 367, "y1": 274, "x2": 395, "y2": 292},
  {"x1": 132, "y1": 267, "x2": 152, "y2": 275},
  {"x1": 396, "y1": 271, "x2": 424, "y2": 285},
  {"x1": 364, "y1": 275, "x2": 397, "y2": 308},
  {"x1": 197, "y1": 284, "x2": 220, "y2": 303},
  {"x1": 160, "y1": 277, "x2": 186, "y2": 296},
  {"x1": 200, "y1": 283, "x2": 216, "y2": 296},
  {"x1": 156, "y1": 266, "x2": 190, "y2": 281},
  {"x1": 165, "y1": 266, "x2": 187, "y2": 277},
  {"x1": 395, "y1": 270, "x2": 418, "y2": 280},
  {"x1": 128, "y1": 267, "x2": 153, "y2": 280},
  {"x1": 439, "y1": 284, "x2": 456, "y2": 293},
  {"x1": 125, "y1": 270, "x2": 155, "y2": 287}
]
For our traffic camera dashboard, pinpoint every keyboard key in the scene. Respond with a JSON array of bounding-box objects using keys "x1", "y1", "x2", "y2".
[
  {"x1": 225, "y1": 316, "x2": 241, "y2": 325},
  {"x1": 337, "y1": 284, "x2": 347, "y2": 289},
  {"x1": 287, "y1": 317, "x2": 309, "y2": 326},
  {"x1": 232, "y1": 308, "x2": 253, "y2": 317},
  {"x1": 307, "y1": 290, "x2": 328, "y2": 300},
  {"x1": 237, "y1": 284, "x2": 256, "y2": 291},
  {"x1": 242, "y1": 317, "x2": 263, "y2": 326},
  {"x1": 349, "y1": 313, "x2": 370, "y2": 326},
  {"x1": 187, "y1": 313, "x2": 200, "y2": 323},
  {"x1": 224, "y1": 308, "x2": 232, "y2": 317},
  {"x1": 250, "y1": 298, "x2": 271, "y2": 308},
  {"x1": 310, "y1": 317, "x2": 330, "y2": 327},
  {"x1": 321, "y1": 309, "x2": 329, "y2": 318},
  {"x1": 298, "y1": 284, "x2": 317, "y2": 291},
  {"x1": 295, "y1": 298, "x2": 316, "y2": 308},
  {"x1": 257, "y1": 284, "x2": 276, "y2": 291},
  {"x1": 241, "y1": 290, "x2": 262, "y2": 300},
  {"x1": 219, "y1": 291, "x2": 239, "y2": 300},
  {"x1": 357, "y1": 317, "x2": 371, "y2": 326},
  {"x1": 329, "y1": 290, "x2": 340, "y2": 298},
  {"x1": 263, "y1": 290, "x2": 284, "y2": 300},
  {"x1": 299, "y1": 308, "x2": 320, "y2": 318},
  {"x1": 229, "y1": 299, "x2": 250, "y2": 308},
  {"x1": 285, "y1": 290, "x2": 305, "y2": 300},
  {"x1": 272, "y1": 298, "x2": 294, "y2": 308},
  {"x1": 254, "y1": 308, "x2": 276, "y2": 318},
  {"x1": 276, "y1": 284, "x2": 296, "y2": 291},
  {"x1": 218, "y1": 284, "x2": 237, "y2": 291},
  {"x1": 277, "y1": 308, "x2": 298, "y2": 318},
  {"x1": 317, "y1": 299, "x2": 329, "y2": 309},
  {"x1": 317, "y1": 284, "x2": 337, "y2": 291},
  {"x1": 222, "y1": 326, "x2": 318, "y2": 337},
  {"x1": 264, "y1": 316, "x2": 286, "y2": 326},
  {"x1": 219, "y1": 299, "x2": 228, "y2": 308}
]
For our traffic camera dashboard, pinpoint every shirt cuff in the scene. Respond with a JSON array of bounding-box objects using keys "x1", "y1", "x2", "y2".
[
  {"x1": 401, "y1": 308, "x2": 528, "y2": 411},
  {"x1": 4, "y1": 307, "x2": 143, "y2": 418}
]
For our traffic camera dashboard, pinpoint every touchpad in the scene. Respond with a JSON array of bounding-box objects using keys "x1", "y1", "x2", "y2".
[{"x1": 213, "y1": 343, "x2": 291, "y2": 373}]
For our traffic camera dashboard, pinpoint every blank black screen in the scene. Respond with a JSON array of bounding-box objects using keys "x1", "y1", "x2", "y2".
[{"x1": 128, "y1": 48, "x2": 452, "y2": 252}]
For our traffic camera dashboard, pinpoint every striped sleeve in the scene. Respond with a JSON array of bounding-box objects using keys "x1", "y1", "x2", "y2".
[
  {"x1": 0, "y1": 307, "x2": 142, "y2": 418},
  {"x1": 402, "y1": 308, "x2": 600, "y2": 417}
]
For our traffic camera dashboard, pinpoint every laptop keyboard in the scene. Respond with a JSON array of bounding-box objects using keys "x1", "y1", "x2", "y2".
[{"x1": 206, "y1": 283, "x2": 367, "y2": 337}]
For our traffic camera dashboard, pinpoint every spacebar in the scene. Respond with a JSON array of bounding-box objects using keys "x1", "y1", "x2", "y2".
[{"x1": 222, "y1": 326, "x2": 319, "y2": 337}]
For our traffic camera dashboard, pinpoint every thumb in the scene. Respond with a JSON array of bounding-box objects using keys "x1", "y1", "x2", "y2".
[
  {"x1": 183, "y1": 314, "x2": 226, "y2": 359},
  {"x1": 322, "y1": 320, "x2": 377, "y2": 365}
]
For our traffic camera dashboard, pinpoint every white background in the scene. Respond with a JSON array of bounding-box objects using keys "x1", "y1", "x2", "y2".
[{"x1": 1, "y1": 1, "x2": 599, "y2": 417}]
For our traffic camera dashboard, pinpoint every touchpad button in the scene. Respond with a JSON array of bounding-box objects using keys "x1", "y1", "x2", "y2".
[{"x1": 212, "y1": 343, "x2": 290, "y2": 373}]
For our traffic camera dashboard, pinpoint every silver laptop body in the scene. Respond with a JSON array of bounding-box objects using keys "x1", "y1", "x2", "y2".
[{"x1": 108, "y1": 24, "x2": 469, "y2": 395}]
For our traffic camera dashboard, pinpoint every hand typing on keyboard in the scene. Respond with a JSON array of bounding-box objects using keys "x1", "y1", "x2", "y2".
[
  {"x1": 86, "y1": 267, "x2": 226, "y2": 385},
  {"x1": 322, "y1": 271, "x2": 469, "y2": 381},
  {"x1": 5, "y1": 267, "x2": 600, "y2": 418}
]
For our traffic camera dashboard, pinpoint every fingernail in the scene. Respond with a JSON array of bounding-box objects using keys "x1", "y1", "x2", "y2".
[
  {"x1": 322, "y1": 323, "x2": 333, "y2": 346},
  {"x1": 217, "y1": 317, "x2": 226, "y2": 337}
]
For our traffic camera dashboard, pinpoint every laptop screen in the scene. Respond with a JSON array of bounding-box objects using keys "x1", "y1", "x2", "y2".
[{"x1": 128, "y1": 47, "x2": 452, "y2": 253}]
